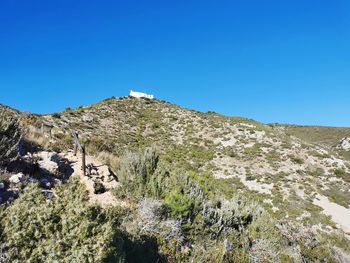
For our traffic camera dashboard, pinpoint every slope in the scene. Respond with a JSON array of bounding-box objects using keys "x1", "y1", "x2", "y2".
[{"x1": 18, "y1": 96, "x2": 350, "y2": 236}]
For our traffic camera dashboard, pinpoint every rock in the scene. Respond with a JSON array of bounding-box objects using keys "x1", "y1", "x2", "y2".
[
  {"x1": 38, "y1": 159, "x2": 59, "y2": 175},
  {"x1": 34, "y1": 151, "x2": 60, "y2": 175},
  {"x1": 336, "y1": 137, "x2": 350, "y2": 151},
  {"x1": 82, "y1": 115, "x2": 95, "y2": 123},
  {"x1": 9, "y1": 172, "x2": 25, "y2": 184},
  {"x1": 35, "y1": 151, "x2": 60, "y2": 163},
  {"x1": 40, "y1": 178, "x2": 52, "y2": 189}
]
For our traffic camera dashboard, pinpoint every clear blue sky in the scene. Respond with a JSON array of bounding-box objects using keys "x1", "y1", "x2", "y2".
[{"x1": 1, "y1": 1, "x2": 350, "y2": 126}]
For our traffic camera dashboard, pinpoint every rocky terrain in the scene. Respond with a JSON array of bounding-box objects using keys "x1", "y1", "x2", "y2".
[
  {"x1": 1, "y1": 97, "x2": 350, "y2": 262},
  {"x1": 28, "y1": 97, "x2": 350, "y2": 233}
]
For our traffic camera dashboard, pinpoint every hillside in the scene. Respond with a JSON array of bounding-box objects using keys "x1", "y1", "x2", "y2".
[
  {"x1": 31, "y1": 97, "x2": 350, "y2": 227},
  {"x1": 1, "y1": 97, "x2": 350, "y2": 262},
  {"x1": 272, "y1": 124, "x2": 350, "y2": 161}
]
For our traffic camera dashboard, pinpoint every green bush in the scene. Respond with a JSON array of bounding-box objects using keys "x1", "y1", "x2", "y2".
[
  {"x1": 164, "y1": 188, "x2": 194, "y2": 218},
  {"x1": 94, "y1": 180, "x2": 106, "y2": 194},
  {"x1": 52, "y1": 113, "x2": 61, "y2": 119},
  {"x1": 290, "y1": 156, "x2": 304, "y2": 165},
  {"x1": 115, "y1": 147, "x2": 160, "y2": 199},
  {"x1": 0, "y1": 178, "x2": 125, "y2": 262},
  {"x1": 334, "y1": 168, "x2": 350, "y2": 183},
  {"x1": 112, "y1": 148, "x2": 350, "y2": 262}
]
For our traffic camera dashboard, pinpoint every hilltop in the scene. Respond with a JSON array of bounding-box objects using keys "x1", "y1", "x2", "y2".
[{"x1": 1, "y1": 96, "x2": 350, "y2": 262}]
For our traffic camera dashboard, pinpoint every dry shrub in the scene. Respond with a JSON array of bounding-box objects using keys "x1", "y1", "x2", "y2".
[{"x1": 0, "y1": 108, "x2": 21, "y2": 167}]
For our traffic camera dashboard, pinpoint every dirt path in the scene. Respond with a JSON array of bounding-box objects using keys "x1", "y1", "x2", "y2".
[
  {"x1": 60, "y1": 151, "x2": 122, "y2": 208},
  {"x1": 313, "y1": 194, "x2": 350, "y2": 235}
]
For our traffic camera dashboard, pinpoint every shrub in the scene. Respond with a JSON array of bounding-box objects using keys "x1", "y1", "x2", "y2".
[
  {"x1": 164, "y1": 188, "x2": 195, "y2": 218},
  {"x1": 51, "y1": 113, "x2": 61, "y2": 119},
  {"x1": 334, "y1": 168, "x2": 350, "y2": 183},
  {"x1": 290, "y1": 156, "x2": 304, "y2": 165},
  {"x1": 135, "y1": 198, "x2": 183, "y2": 242},
  {"x1": 116, "y1": 147, "x2": 159, "y2": 199},
  {"x1": 94, "y1": 180, "x2": 106, "y2": 194},
  {"x1": 0, "y1": 178, "x2": 125, "y2": 262},
  {"x1": 201, "y1": 197, "x2": 264, "y2": 237},
  {"x1": 112, "y1": 149, "x2": 350, "y2": 262},
  {"x1": 0, "y1": 108, "x2": 21, "y2": 167}
]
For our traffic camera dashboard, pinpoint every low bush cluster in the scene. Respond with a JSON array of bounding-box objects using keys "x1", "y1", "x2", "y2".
[
  {"x1": 0, "y1": 178, "x2": 125, "y2": 262},
  {"x1": 2, "y1": 141, "x2": 350, "y2": 262},
  {"x1": 115, "y1": 147, "x2": 165, "y2": 199},
  {"x1": 114, "y1": 147, "x2": 350, "y2": 262}
]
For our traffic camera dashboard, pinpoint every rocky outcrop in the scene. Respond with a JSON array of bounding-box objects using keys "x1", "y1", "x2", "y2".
[
  {"x1": 20, "y1": 150, "x2": 72, "y2": 178},
  {"x1": 0, "y1": 150, "x2": 73, "y2": 204},
  {"x1": 336, "y1": 137, "x2": 350, "y2": 151}
]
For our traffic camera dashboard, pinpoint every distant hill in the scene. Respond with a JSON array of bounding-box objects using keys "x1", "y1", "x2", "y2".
[{"x1": 271, "y1": 124, "x2": 350, "y2": 160}]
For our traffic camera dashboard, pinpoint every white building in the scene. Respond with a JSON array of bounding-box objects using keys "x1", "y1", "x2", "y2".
[{"x1": 129, "y1": 90, "x2": 154, "y2": 99}]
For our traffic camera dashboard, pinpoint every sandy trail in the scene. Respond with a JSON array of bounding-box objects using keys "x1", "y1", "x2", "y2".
[
  {"x1": 313, "y1": 194, "x2": 350, "y2": 234},
  {"x1": 60, "y1": 151, "x2": 121, "y2": 208}
]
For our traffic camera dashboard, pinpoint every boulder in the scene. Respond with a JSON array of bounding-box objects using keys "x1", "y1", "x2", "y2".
[
  {"x1": 34, "y1": 151, "x2": 60, "y2": 175},
  {"x1": 336, "y1": 137, "x2": 350, "y2": 151},
  {"x1": 38, "y1": 159, "x2": 59, "y2": 175},
  {"x1": 35, "y1": 151, "x2": 60, "y2": 163},
  {"x1": 9, "y1": 172, "x2": 25, "y2": 184}
]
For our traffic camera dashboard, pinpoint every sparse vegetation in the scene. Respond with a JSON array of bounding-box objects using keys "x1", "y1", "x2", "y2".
[
  {"x1": 334, "y1": 168, "x2": 350, "y2": 183},
  {"x1": 1, "y1": 98, "x2": 350, "y2": 262},
  {"x1": 113, "y1": 148, "x2": 350, "y2": 262}
]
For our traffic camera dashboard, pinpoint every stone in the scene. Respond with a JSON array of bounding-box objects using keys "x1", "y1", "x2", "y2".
[
  {"x1": 35, "y1": 151, "x2": 60, "y2": 163},
  {"x1": 38, "y1": 159, "x2": 59, "y2": 175},
  {"x1": 40, "y1": 178, "x2": 52, "y2": 189},
  {"x1": 34, "y1": 151, "x2": 60, "y2": 175},
  {"x1": 336, "y1": 137, "x2": 350, "y2": 151},
  {"x1": 9, "y1": 172, "x2": 24, "y2": 184},
  {"x1": 82, "y1": 115, "x2": 94, "y2": 123}
]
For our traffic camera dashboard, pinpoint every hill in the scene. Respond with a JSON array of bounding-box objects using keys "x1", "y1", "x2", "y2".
[{"x1": 1, "y1": 97, "x2": 350, "y2": 262}]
